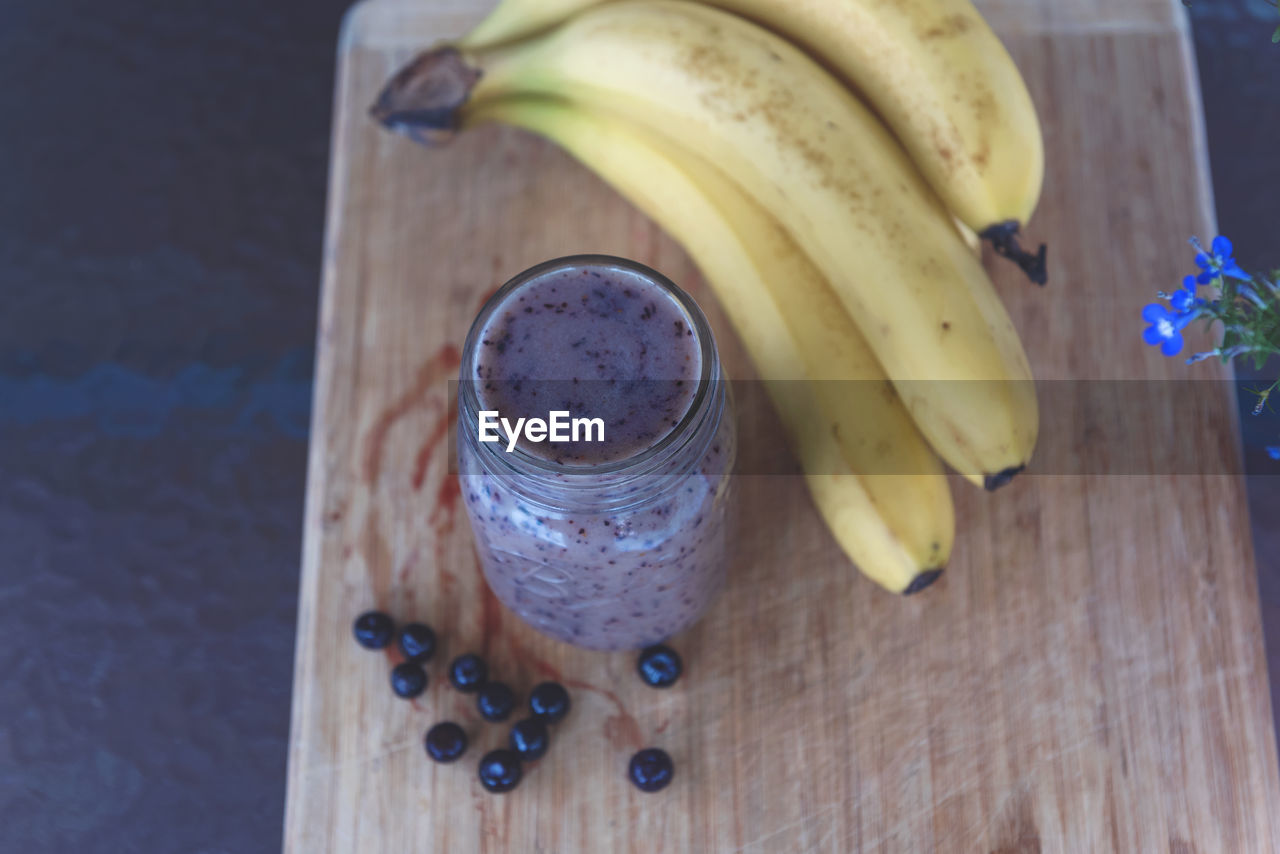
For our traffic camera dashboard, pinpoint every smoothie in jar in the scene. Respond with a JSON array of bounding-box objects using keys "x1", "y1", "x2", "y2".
[{"x1": 457, "y1": 256, "x2": 735, "y2": 651}]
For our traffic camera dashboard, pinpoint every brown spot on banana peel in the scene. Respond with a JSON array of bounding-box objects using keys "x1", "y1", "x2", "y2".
[
  {"x1": 369, "y1": 47, "x2": 483, "y2": 146},
  {"x1": 921, "y1": 13, "x2": 974, "y2": 41},
  {"x1": 902, "y1": 569, "x2": 943, "y2": 595}
]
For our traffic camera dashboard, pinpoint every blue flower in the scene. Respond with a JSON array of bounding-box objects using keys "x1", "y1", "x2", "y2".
[
  {"x1": 1168, "y1": 275, "x2": 1205, "y2": 313},
  {"x1": 1268, "y1": 446, "x2": 1280, "y2": 461},
  {"x1": 1142, "y1": 303, "x2": 1194, "y2": 356},
  {"x1": 1193, "y1": 235, "x2": 1250, "y2": 283}
]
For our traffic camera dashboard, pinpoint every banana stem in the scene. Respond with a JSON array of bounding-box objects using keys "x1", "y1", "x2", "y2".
[
  {"x1": 369, "y1": 48, "x2": 482, "y2": 146},
  {"x1": 981, "y1": 221, "x2": 1048, "y2": 285}
]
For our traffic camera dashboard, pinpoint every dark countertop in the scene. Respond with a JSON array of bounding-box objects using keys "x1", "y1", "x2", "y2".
[
  {"x1": 1, "y1": 1, "x2": 1276, "y2": 850},
  {"x1": 1, "y1": 0, "x2": 340, "y2": 849},
  {"x1": 1192, "y1": 0, "x2": 1280, "y2": 744}
]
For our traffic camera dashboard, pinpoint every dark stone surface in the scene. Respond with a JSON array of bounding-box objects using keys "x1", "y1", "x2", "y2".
[
  {"x1": 1188, "y1": 0, "x2": 1280, "y2": 749},
  {"x1": 0, "y1": 0, "x2": 346, "y2": 850},
  {"x1": 0, "y1": 0, "x2": 1275, "y2": 850}
]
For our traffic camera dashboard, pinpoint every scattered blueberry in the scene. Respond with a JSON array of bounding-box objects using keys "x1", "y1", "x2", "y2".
[
  {"x1": 424, "y1": 722, "x2": 468, "y2": 763},
  {"x1": 397, "y1": 623, "x2": 437, "y2": 663},
  {"x1": 637, "y1": 645, "x2": 682, "y2": 688},
  {"x1": 390, "y1": 662, "x2": 428, "y2": 699},
  {"x1": 448, "y1": 653, "x2": 489, "y2": 693},
  {"x1": 509, "y1": 718, "x2": 550, "y2": 761},
  {"x1": 353, "y1": 611, "x2": 394, "y2": 649},
  {"x1": 628, "y1": 748, "x2": 674, "y2": 792},
  {"x1": 528, "y1": 682, "x2": 571, "y2": 724},
  {"x1": 477, "y1": 749, "x2": 523, "y2": 793},
  {"x1": 476, "y1": 681, "x2": 517, "y2": 722}
]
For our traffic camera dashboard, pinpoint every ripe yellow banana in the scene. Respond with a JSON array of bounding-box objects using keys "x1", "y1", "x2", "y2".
[
  {"x1": 373, "y1": 0, "x2": 1038, "y2": 487},
  {"x1": 465, "y1": 96, "x2": 952, "y2": 592},
  {"x1": 461, "y1": 0, "x2": 595, "y2": 47},
  {"x1": 461, "y1": 0, "x2": 1044, "y2": 243}
]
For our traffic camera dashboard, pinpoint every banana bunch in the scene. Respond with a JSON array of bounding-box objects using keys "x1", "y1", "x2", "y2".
[
  {"x1": 464, "y1": 98, "x2": 954, "y2": 593},
  {"x1": 460, "y1": 0, "x2": 1044, "y2": 249},
  {"x1": 372, "y1": 0, "x2": 1044, "y2": 594}
]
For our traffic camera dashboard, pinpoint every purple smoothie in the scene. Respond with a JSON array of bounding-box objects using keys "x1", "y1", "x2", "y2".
[
  {"x1": 458, "y1": 256, "x2": 735, "y2": 651},
  {"x1": 473, "y1": 264, "x2": 702, "y2": 464}
]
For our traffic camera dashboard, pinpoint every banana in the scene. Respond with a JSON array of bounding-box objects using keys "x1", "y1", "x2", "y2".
[
  {"x1": 460, "y1": 0, "x2": 1044, "y2": 249},
  {"x1": 373, "y1": 0, "x2": 1038, "y2": 487},
  {"x1": 955, "y1": 217, "x2": 982, "y2": 256},
  {"x1": 461, "y1": 0, "x2": 592, "y2": 48},
  {"x1": 465, "y1": 96, "x2": 952, "y2": 592}
]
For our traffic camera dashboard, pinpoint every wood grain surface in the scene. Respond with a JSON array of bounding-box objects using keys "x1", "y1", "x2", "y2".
[{"x1": 284, "y1": 1, "x2": 1280, "y2": 850}]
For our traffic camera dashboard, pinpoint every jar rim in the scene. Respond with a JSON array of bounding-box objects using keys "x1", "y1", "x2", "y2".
[{"x1": 458, "y1": 254, "x2": 721, "y2": 481}]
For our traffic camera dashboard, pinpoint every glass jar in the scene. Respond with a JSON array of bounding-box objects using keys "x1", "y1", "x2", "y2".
[{"x1": 457, "y1": 255, "x2": 736, "y2": 651}]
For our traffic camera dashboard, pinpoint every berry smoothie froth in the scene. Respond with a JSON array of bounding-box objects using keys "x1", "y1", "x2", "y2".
[{"x1": 472, "y1": 263, "x2": 702, "y2": 465}]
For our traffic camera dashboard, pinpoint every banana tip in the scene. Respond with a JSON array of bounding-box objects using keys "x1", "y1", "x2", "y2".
[
  {"x1": 902, "y1": 569, "x2": 943, "y2": 595},
  {"x1": 983, "y1": 465, "x2": 1025, "y2": 491},
  {"x1": 980, "y1": 221, "x2": 1047, "y2": 285}
]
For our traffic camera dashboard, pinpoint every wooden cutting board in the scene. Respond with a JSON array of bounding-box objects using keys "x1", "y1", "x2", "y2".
[{"x1": 284, "y1": 1, "x2": 1280, "y2": 850}]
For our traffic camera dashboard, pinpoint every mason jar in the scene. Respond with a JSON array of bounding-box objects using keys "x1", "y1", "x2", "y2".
[{"x1": 457, "y1": 255, "x2": 736, "y2": 651}]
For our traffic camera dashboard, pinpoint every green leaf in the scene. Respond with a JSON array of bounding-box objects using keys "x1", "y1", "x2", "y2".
[{"x1": 1272, "y1": 25, "x2": 1279, "y2": 43}]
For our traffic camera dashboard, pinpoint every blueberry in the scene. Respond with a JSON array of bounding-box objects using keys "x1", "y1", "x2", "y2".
[
  {"x1": 628, "y1": 748, "x2": 674, "y2": 792},
  {"x1": 353, "y1": 611, "x2": 394, "y2": 649},
  {"x1": 509, "y1": 718, "x2": 549, "y2": 761},
  {"x1": 528, "y1": 682, "x2": 571, "y2": 724},
  {"x1": 390, "y1": 662, "x2": 428, "y2": 699},
  {"x1": 448, "y1": 653, "x2": 488, "y2": 693},
  {"x1": 476, "y1": 681, "x2": 517, "y2": 722},
  {"x1": 424, "y1": 722, "x2": 468, "y2": 763},
  {"x1": 397, "y1": 623, "x2": 437, "y2": 663},
  {"x1": 477, "y1": 749, "x2": 523, "y2": 793},
  {"x1": 637, "y1": 645, "x2": 682, "y2": 688}
]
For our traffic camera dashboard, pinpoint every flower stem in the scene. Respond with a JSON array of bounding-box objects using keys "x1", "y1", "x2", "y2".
[{"x1": 1255, "y1": 380, "x2": 1279, "y2": 416}]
